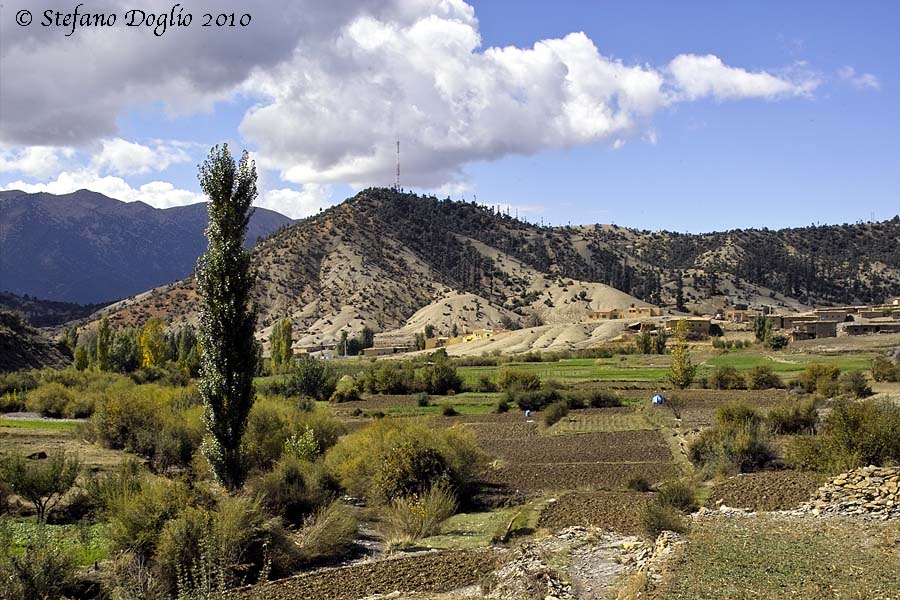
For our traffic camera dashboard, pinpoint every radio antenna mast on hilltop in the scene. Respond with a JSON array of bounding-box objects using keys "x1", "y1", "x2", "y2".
[{"x1": 395, "y1": 140, "x2": 400, "y2": 191}]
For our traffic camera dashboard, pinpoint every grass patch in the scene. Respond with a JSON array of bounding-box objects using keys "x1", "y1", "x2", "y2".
[
  {"x1": 0, "y1": 419, "x2": 79, "y2": 431},
  {"x1": 705, "y1": 352, "x2": 874, "y2": 373},
  {"x1": 666, "y1": 516, "x2": 900, "y2": 599},
  {"x1": 1, "y1": 520, "x2": 110, "y2": 566},
  {"x1": 421, "y1": 500, "x2": 543, "y2": 549}
]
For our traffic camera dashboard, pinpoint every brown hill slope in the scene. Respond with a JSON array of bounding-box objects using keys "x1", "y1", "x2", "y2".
[
  {"x1": 0, "y1": 310, "x2": 71, "y2": 372},
  {"x1": 87, "y1": 189, "x2": 900, "y2": 347}
]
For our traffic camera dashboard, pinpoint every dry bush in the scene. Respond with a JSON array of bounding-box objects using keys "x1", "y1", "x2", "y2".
[
  {"x1": 380, "y1": 483, "x2": 457, "y2": 546},
  {"x1": 639, "y1": 501, "x2": 687, "y2": 539},
  {"x1": 295, "y1": 501, "x2": 358, "y2": 564}
]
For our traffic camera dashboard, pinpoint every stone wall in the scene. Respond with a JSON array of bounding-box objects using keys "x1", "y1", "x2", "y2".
[{"x1": 798, "y1": 466, "x2": 899, "y2": 520}]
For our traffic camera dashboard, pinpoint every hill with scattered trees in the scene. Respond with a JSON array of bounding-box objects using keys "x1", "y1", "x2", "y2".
[{"x1": 83, "y1": 189, "x2": 899, "y2": 347}]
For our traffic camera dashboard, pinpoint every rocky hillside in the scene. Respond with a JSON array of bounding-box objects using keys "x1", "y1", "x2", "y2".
[
  {"x1": 0, "y1": 310, "x2": 71, "y2": 372},
  {"x1": 85, "y1": 189, "x2": 899, "y2": 346},
  {"x1": 0, "y1": 189, "x2": 292, "y2": 304}
]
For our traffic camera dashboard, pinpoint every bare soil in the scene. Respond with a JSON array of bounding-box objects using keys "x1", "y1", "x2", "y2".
[
  {"x1": 478, "y1": 430, "x2": 673, "y2": 464},
  {"x1": 233, "y1": 549, "x2": 504, "y2": 600},
  {"x1": 705, "y1": 471, "x2": 823, "y2": 512},
  {"x1": 538, "y1": 491, "x2": 655, "y2": 535}
]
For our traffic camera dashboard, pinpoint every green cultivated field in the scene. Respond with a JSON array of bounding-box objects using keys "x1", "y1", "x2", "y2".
[{"x1": 0, "y1": 419, "x2": 79, "y2": 431}]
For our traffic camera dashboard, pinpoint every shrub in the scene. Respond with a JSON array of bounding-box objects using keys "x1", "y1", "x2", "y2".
[
  {"x1": 91, "y1": 380, "x2": 164, "y2": 456},
  {"x1": 494, "y1": 400, "x2": 510, "y2": 414},
  {"x1": 767, "y1": 398, "x2": 818, "y2": 434},
  {"x1": 797, "y1": 363, "x2": 840, "y2": 394},
  {"x1": 0, "y1": 391, "x2": 26, "y2": 413},
  {"x1": 441, "y1": 404, "x2": 458, "y2": 417},
  {"x1": 286, "y1": 356, "x2": 336, "y2": 400},
  {"x1": 380, "y1": 483, "x2": 457, "y2": 545},
  {"x1": 368, "y1": 362, "x2": 416, "y2": 395},
  {"x1": 248, "y1": 456, "x2": 330, "y2": 526},
  {"x1": 100, "y1": 550, "x2": 168, "y2": 600},
  {"x1": 474, "y1": 375, "x2": 497, "y2": 393},
  {"x1": 152, "y1": 408, "x2": 204, "y2": 472},
  {"x1": 421, "y1": 359, "x2": 462, "y2": 395},
  {"x1": 838, "y1": 370, "x2": 872, "y2": 398},
  {"x1": 156, "y1": 495, "x2": 291, "y2": 594},
  {"x1": 107, "y1": 476, "x2": 189, "y2": 559},
  {"x1": 0, "y1": 451, "x2": 80, "y2": 522},
  {"x1": 242, "y1": 399, "x2": 343, "y2": 472},
  {"x1": 688, "y1": 402, "x2": 773, "y2": 477},
  {"x1": 295, "y1": 501, "x2": 358, "y2": 564},
  {"x1": 583, "y1": 390, "x2": 623, "y2": 408},
  {"x1": 871, "y1": 355, "x2": 900, "y2": 382},
  {"x1": 748, "y1": 365, "x2": 783, "y2": 390},
  {"x1": 24, "y1": 383, "x2": 74, "y2": 418},
  {"x1": 711, "y1": 366, "x2": 745, "y2": 390},
  {"x1": 284, "y1": 427, "x2": 319, "y2": 461},
  {"x1": 0, "y1": 370, "x2": 39, "y2": 396},
  {"x1": 496, "y1": 369, "x2": 541, "y2": 392},
  {"x1": 329, "y1": 376, "x2": 361, "y2": 403},
  {"x1": 83, "y1": 458, "x2": 144, "y2": 514},
  {"x1": 786, "y1": 399, "x2": 900, "y2": 473},
  {"x1": 639, "y1": 502, "x2": 687, "y2": 539},
  {"x1": 625, "y1": 476, "x2": 652, "y2": 492},
  {"x1": 542, "y1": 401, "x2": 569, "y2": 427},
  {"x1": 766, "y1": 333, "x2": 789, "y2": 350},
  {"x1": 325, "y1": 418, "x2": 484, "y2": 503},
  {"x1": 655, "y1": 481, "x2": 698, "y2": 513},
  {"x1": 0, "y1": 523, "x2": 76, "y2": 600},
  {"x1": 415, "y1": 392, "x2": 430, "y2": 407},
  {"x1": 505, "y1": 387, "x2": 562, "y2": 411}
]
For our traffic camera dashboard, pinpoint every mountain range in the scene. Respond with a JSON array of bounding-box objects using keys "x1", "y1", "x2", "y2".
[
  {"x1": 83, "y1": 188, "x2": 899, "y2": 353},
  {"x1": 0, "y1": 189, "x2": 293, "y2": 304}
]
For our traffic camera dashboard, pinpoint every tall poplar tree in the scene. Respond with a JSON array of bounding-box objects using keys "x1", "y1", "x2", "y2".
[
  {"x1": 196, "y1": 144, "x2": 258, "y2": 491},
  {"x1": 95, "y1": 317, "x2": 111, "y2": 371}
]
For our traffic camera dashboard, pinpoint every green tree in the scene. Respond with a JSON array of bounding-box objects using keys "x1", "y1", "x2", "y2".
[
  {"x1": 139, "y1": 317, "x2": 168, "y2": 368},
  {"x1": 196, "y1": 144, "x2": 259, "y2": 491},
  {"x1": 424, "y1": 324, "x2": 435, "y2": 339},
  {"x1": 73, "y1": 345, "x2": 89, "y2": 371},
  {"x1": 288, "y1": 355, "x2": 335, "y2": 400},
  {"x1": 95, "y1": 317, "x2": 112, "y2": 371},
  {"x1": 176, "y1": 325, "x2": 200, "y2": 376},
  {"x1": 269, "y1": 321, "x2": 284, "y2": 367},
  {"x1": 752, "y1": 315, "x2": 772, "y2": 343},
  {"x1": 637, "y1": 329, "x2": 653, "y2": 354},
  {"x1": 654, "y1": 327, "x2": 669, "y2": 355},
  {"x1": 1, "y1": 451, "x2": 80, "y2": 522},
  {"x1": 667, "y1": 320, "x2": 696, "y2": 389},
  {"x1": 269, "y1": 318, "x2": 293, "y2": 370},
  {"x1": 360, "y1": 326, "x2": 375, "y2": 350},
  {"x1": 109, "y1": 328, "x2": 140, "y2": 373}
]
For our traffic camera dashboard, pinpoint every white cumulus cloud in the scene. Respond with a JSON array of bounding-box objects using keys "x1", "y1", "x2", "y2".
[
  {"x1": 2, "y1": 170, "x2": 205, "y2": 208},
  {"x1": 255, "y1": 184, "x2": 333, "y2": 219},
  {"x1": 240, "y1": 10, "x2": 819, "y2": 190},
  {"x1": 92, "y1": 138, "x2": 192, "y2": 176},
  {"x1": 0, "y1": 146, "x2": 75, "y2": 179},
  {"x1": 2, "y1": 0, "x2": 825, "y2": 202},
  {"x1": 837, "y1": 66, "x2": 880, "y2": 90},
  {"x1": 667, "y1": 54, "x2": 818, "y2": 101}
]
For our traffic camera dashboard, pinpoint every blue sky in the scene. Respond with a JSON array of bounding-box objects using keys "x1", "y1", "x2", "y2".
[{"x1": 1, "y1": 0, "x2": 897, "y2": 231}]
